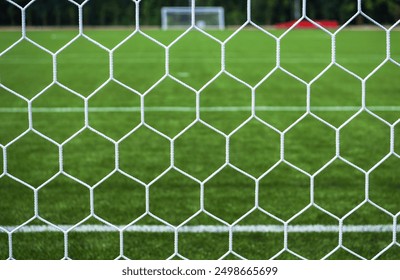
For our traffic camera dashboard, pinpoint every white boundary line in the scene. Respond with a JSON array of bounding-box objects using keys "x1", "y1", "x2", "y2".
[
  {"x1": 1, "y1": 106, "x2": 400, "y2": 113},
  {"x1": 2, "y1": 224, "x2": 399, "y2": 233}
]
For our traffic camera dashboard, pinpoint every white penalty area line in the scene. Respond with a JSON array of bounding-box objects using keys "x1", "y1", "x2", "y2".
[
  {"x1": 1, "y1": 106, "x2": 400, "y2": 113},
  {"x1": 2, "y1": 224, "x2": 399, "y2": 233}
]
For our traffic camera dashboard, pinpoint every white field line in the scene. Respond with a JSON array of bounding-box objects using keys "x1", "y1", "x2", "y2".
[
  {"x1": 2, "y1": 224, "x2": 399, "y2": 233},
  {"x1": 1, "y1": 106, "x2": 400, "y2": 113}
]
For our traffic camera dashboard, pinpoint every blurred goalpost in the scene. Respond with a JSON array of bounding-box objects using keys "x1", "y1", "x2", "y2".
[
  {"x1": 161, "y1": 6, "x2": 225, "y2": 30},
  {"x1": 161, "y1": 0, "x2": 298, "y2": 30}
]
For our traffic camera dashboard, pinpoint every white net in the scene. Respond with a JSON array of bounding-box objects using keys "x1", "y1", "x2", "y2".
[{"x1": 0, "y1": 0, "x2": 399, "y2": 260}]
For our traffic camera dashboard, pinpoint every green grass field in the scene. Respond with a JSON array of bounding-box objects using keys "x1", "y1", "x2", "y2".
[{"x1": 0, "y1": 27, "x2": 400, "y2": 260}]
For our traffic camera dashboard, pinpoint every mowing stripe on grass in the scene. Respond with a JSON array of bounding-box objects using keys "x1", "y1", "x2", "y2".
[
  {"x1": 1, "y1": 106, "x2": 400, "y2": 113},
  {"x1": 3, "y1": 224, "x2": 399, "y2": 233}
]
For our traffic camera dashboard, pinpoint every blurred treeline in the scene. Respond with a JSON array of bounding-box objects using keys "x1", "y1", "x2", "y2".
[{"x1": 0, "y1": 0, "x2": 399, "y2": 26}]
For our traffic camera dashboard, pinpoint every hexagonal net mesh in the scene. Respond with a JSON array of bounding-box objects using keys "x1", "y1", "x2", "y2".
[{"x1": 0, "y1": 0, "x2": 399, "y2": 260}]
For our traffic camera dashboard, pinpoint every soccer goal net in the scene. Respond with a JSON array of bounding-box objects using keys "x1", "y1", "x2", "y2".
[
  {"x1": 161, "y1": 7, "x2": 225, "y2": 30},
  {"x1": 0, "y1": 0, "x2": 399, "y2": 261}
]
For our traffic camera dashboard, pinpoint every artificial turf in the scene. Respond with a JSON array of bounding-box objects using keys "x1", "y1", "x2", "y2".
[{"x1": 0, "y1": 27, "x2": 399, "y2": 259}]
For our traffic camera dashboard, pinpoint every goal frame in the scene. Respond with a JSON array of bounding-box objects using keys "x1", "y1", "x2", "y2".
[{"x1": 161, "y1": 6, "x2": 225, "y2": 30}]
